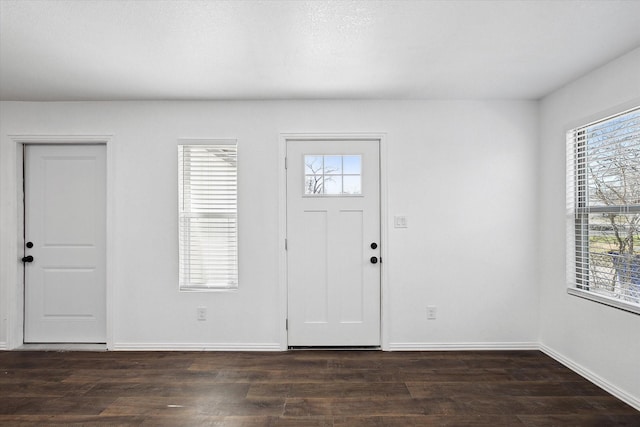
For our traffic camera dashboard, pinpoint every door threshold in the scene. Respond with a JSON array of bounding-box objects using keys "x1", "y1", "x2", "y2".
[
  {"x1": 18, "y1": 343, "x2": 107, "y2": 351},
  {"x1": 289, "y1": 346, "x2": 381, "y2": 351}
]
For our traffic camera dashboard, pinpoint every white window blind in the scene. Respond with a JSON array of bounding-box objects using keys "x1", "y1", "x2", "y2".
[
  {"x1": 178, "y1": 142, "x2": 238, "y2": 290},
  {"x1": 567, "y1": 106, "x2": 640, "y2": 313}
]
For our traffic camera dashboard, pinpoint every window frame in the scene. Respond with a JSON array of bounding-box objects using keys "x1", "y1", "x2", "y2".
[
  {"x1": 566, "y1": 106, "x2": 640, "y2": 314},
  {"x1": 178, "y1": 139, "x2": 238, "y2": 292}
]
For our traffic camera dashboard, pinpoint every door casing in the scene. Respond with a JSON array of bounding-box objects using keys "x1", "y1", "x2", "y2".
[
  {"x1": 4, "y1": 135, "x2": 114, "y2": 350},
  {"x1": 278, "y1": 133, "x2": 389, "y2": 350}
]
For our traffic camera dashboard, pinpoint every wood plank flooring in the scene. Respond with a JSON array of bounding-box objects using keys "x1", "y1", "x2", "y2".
[{"x1": 0, "y1": 350, "x2": 638, "y2": 426}]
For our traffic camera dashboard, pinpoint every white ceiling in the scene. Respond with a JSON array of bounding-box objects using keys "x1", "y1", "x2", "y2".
[{"x1": 1, "y1": 0, "x2": 639, "y2": 101}]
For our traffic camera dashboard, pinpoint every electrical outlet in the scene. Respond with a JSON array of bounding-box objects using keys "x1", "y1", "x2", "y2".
[
  {"x1": 427, "y1": 305, "x2": 437, "y2": 320},
  {"x1": 197, "y1": 307, "x2": 207, "y2": 321}
]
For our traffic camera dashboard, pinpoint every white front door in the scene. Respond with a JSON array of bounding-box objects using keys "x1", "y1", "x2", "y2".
[
  {"x1": 23, "y1": 144, "x2": 106, "y2": 343},
  {"x1": 286, "y1": 139, "x2": 380, "y2": 347}
]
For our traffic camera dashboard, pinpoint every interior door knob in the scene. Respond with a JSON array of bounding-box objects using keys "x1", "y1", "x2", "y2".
[
  {"x1": 22, "y1": 255, "x2": 34, "y2": 263},
  {"x1": 370, "y1": 256, "x2": 378, "y2": 264},
  {"x1": 370, "y1": 242, "x2": 378, "y2": 249}
]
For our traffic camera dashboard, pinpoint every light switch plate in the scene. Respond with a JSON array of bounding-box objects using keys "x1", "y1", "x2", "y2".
[{"x1": 394, "y1": 215, "x2": 408, "y2": 228}]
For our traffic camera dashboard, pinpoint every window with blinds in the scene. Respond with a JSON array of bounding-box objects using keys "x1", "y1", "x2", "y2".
[
  {"x1": 178, "y1": 142, "x2": 238, "y2": 290},
  {"x1": 567, "y1": 106, "x2": 640, "y2": 313}
]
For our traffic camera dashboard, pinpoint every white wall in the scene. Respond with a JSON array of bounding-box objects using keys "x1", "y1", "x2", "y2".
[
  {"x1": 538, "y1": 48, "x2": 640, "y2": 405},
  {"x1": 0, "y1": 100, "x2": 539, "y2": 350}
]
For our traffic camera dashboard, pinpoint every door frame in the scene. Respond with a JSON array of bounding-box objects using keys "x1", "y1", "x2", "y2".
[
  {"x1": 278, "y1": 133, "x2": 389, "y2": 350},
  {"x1": 3, "y1": 135, "x2": 114, "y2": 349}
]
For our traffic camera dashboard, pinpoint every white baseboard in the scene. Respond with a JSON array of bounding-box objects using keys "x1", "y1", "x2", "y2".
[
  {"x1": 0, "y1": 341, "x2": 6, "y2": 350},
  {"x1": 111, "y1": 342, "x2": 282, "y2": 351},
  {"x1": 388, "y1": 342, "x2": 539, "y2": 351},
  {"x1": 539, "y1": 344, "x2": 640, "y2": 411}
]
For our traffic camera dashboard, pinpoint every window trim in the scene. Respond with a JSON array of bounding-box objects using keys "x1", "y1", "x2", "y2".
[
  {"x1": 178, "y1": 139, "x2": 238, "y2": 292},
  {"x1": 566, "y1": 106, "x2": 640, "y2": 314},
  {"x1": 567, "y1": 287, "x2": 640, "y2": 315}
]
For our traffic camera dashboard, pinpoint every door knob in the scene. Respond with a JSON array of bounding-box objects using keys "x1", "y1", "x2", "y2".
[
  {"x1": 370, "y1": 242, "x2": 378, "y2": 249},
  {"x1": 26, "y1": 242, "x2": 34, "y2": 248},
  {"x1": 22, "y1": 255, "x2": 34, "y2": 263},
  {"x1": 370, "y1": 256, "x2": 378, "y2": 264}
]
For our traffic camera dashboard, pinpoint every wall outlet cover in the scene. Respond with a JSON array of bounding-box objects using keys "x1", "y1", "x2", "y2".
[{"x1": 427, "y1": 305, "x2": 437, "y2": 320}]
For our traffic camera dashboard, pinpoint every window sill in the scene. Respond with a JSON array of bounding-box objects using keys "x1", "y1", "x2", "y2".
[
  {"x1": 567, "y1": 288, "x2": 640, "y2": 315},
  {"x1": 180, "y1": 287, "x2": 239, "y2": 293}
]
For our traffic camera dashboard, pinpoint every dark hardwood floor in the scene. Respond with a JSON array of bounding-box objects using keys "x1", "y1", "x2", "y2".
[{"x1": 0, "y1": 350, "x2": 638, "y2": 426}]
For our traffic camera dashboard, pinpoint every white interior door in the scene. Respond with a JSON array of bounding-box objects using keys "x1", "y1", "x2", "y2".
[
  {"x1": 286, "y1": 139, "x2": 380, "y2": 347},
  {"x1": 24, "y1": 144, "x2": 106, "y2": 343}
]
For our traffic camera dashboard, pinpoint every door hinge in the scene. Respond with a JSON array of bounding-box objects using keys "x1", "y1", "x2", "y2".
[
  {"x1": 285, "y1": 238, "x2": 288, "y2": 250},
  {"x1": 286, "y1": 318, "x2": 288, "y2": 330},
  {"x1": 284, "y1": 157, "x2": 288, "y2": 169}
]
